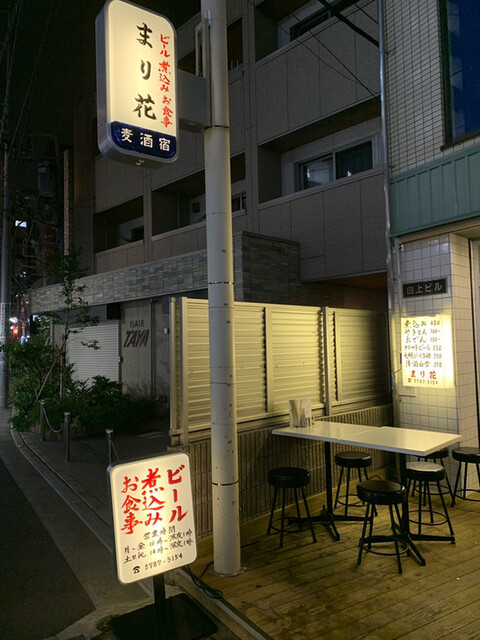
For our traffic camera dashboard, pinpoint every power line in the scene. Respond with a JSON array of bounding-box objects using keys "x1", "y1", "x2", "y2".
[
  {"x1": 0, "y1": 0, "x2": 23, "y2": 143},
  {"x1": 251, "y1": 0, "x2": 379, "y2": 100},
  {"x1": 316, "y1": 0, "x2": 379, "y2": 46},
  {"x1": 7, "y1": 0, "x2": 56, "y2": 166},
  {"x1": 353, "y1": 1, "x2": 378, "y2": 24},
  {"x1": 0, "y1": 0, "x2": 22, "y2": 69}
]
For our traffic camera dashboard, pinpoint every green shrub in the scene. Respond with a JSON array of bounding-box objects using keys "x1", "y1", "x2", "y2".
[
  {"x1": 2, "y1": 334, "x2": 72, "y2": 431},
  {"x1": 3, "y1": 335, "x2": 156, "y2": 435},
  {"x1": 3, "y1": 248, "x2": 154, "y2": 435},
  {"x1": 40, "y1": 376, "x2": 157, "y2": 436}
]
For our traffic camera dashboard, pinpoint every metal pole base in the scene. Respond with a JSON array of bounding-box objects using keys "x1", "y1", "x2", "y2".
[{"x1": 211, "y1": 564, "x2": 246, "y2": 578}]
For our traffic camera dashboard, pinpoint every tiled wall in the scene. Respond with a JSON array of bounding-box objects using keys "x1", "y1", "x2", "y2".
[
  {"x1": 30, "y1": 233, "x2": 304, "y2": 314},
  {"x1": 30, "y1": 231, "x2": 387, "y2": 315},
  {"x1": 392, "y1": 233, "x2": 479, "y2": 487},
  {"x1": 384, "y1": 0, "x2": 480, "y2": 177}
]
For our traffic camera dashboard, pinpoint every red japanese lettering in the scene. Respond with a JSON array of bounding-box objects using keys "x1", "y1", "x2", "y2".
[{"x1": 168, "y1": 465, "x2": 185, "y2": 484}]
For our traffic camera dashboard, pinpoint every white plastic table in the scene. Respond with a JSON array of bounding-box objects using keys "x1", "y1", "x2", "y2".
[{"x1": 272, "y1": 421, "x2": 462, "y2": 565}]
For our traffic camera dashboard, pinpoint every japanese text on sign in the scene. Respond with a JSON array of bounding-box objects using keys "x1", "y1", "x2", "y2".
[
  {"x1": 403, "y1": 278, "x2": 447, "y2": 297},
  {"x1": 96, "y1": 0, "x2": 178, "y2": 164},
  {"x1": 401, "y1": 315, "x2": 454, "y2": 388},
  {"x1": 109, "y1": 452, "x2": 196, "y2": 584}
]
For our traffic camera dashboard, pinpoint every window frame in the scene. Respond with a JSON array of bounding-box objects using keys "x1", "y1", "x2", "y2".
[
  {"x1": 296, "y1": 139, "x2": 373, "y2": 192},
  {"x1": 290, "y1": 0, "x2": 357, "y2": 40},
  {"x1": 439, "y1": 0, "x2": 480, "y2": 145},
  {"x1": 298, "y1": 153, "x2": 334, "y2": 191}
]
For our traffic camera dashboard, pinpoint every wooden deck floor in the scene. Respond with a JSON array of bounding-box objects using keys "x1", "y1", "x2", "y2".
[{"x1": 186, "y1": 491, "x2": 480, "y2": 640}]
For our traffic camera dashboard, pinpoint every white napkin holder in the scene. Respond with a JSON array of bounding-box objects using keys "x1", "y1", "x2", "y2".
[{"x1": 289, "y1": 398, "x2": 312, "y2": 427}]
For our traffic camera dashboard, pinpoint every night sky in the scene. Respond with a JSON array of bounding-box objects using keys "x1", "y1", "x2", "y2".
[{"x1": 6, "y1": 0, "x2": 200, "y2": 147}]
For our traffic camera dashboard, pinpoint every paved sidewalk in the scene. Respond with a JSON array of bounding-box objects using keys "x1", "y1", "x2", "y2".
[{"x1": 5, "y1": 413, "x2": 245, "y2": 639}]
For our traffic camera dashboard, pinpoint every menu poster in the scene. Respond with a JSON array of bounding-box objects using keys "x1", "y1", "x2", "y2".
[{"x1": 401, "y1": 315, "x2": 454, "y2": 388}]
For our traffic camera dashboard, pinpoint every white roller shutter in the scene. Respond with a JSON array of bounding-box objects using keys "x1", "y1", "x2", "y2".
[{"x1": 67, "y1": 321, "x2": 119, "y2": 384}]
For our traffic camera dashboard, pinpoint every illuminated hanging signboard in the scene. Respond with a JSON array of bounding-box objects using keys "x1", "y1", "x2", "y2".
[
  {"x1": 96, "y1": 0, "x2": 178, "y2": 166},
  {"x1": 401, "y1": 315, "x2": 454, "y2": 388},
  {"x1": 108, "y1": 452, "x2": 197, "y2": 584}
]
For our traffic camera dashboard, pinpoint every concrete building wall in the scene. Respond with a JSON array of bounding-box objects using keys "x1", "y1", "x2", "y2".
[
  {"x1": 88, "y1": 0, "x2": 384, "y2": 287},
  {"x1": 255, "y1": 10, "x2": 379, "y2": 145},
  {"x1": 31, "y1": 231, "x2": 387, "y2": 317},
  {"x1": 153, "y1": 302, "x2": 171, "y2": 404},
  {"x1": 29, "y1": 1, "x2": 388, "y2": 408},
  {"x1": 258, "y1": 171, "x2": 386, "y2": 281},
  {"x1": 120, "y1": 300, "x2": 152, "y2": 397}
]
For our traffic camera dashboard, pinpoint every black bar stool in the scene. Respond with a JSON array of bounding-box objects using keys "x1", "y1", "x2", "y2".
[
  {"x1": 356, "y1": 479, "x2": 407, "y2": 573},
  {"x1": 406, "y1": 461, "x2": 455, "y2": 541},
  {"x1": 333, "y1": 451, "x2": 372, "y2": 516},
  {"x1": 414, "y1": 448, "x2": 453, "y2": 499},
  {"x1": 267, "y1": 467, "x2": 316, "y2": 548},
  {"x1": 451, "y1": 447, "x2": 480, "y2": 506}
]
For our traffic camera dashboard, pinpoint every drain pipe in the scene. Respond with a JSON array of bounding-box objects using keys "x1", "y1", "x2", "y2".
[{"x1": 378, "y1": 0, "x2": 399, "y2": 425}]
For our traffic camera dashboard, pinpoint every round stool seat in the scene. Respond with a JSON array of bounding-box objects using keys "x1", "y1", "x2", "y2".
[
  {"x1": 266, "y1": 467, "x2": 315, "y2": 547},
  {"x1": 334, "y1": 451, "x2": 372, "y2": 517},
  {"x1": 267, "y1": 467, "x2": 310, "y2": 489},
  {"x1": 357, "y1": 479, "x2": 406, "y2": 506},
  {"x1": 407, "y1": 461, "x2": 445, "y2": 482},
  {"x1": 452, "y1": 447, "x2": 480, "y2": 463},
  {"x1": 335, "y1": 451, "x2": 372, "y2": 468},
  {"x1": 356, "y1": 479, "x2": 408, "y2": 573},
  {"x1": 424, "y1": 448, "x2": 449, "y2": 461},
  {"x1": 452, "y1": 447, "x2": 480, "y2": 506},
  {"x1": 415, "y1": 449, "x2": 453, "y2": 499},
  {"x1": 406, "y1": 460, "x2": 455, "y2": 538}
]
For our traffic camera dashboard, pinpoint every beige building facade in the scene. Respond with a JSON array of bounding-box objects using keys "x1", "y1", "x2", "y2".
[
  {"x1": 384, "y1": 0, "x2": 480, "y2": 487},
  {"x1": 31, "y1": 0, "x2": 387, "y2": 404}
]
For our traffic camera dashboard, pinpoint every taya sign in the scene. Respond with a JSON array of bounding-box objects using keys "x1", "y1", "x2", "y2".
[
  {"x1": 124, "y1": 318, "x2": 149, "y2": 347},
  {"x1": 401, "y1": 315, "x2": 454, "y2": 388},
  {"x1": 96, "y1": 0, "x2": 178, "y2": 166},
  {"x1": 108, "y1": 452, "x2": 197, "y2": 584}
]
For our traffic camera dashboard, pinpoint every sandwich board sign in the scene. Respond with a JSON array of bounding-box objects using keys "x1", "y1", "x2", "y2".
[
  {"x1": 96, "y1": 0, "x2": 178, "y2": 166},
  {"x1": 108, "y1": 451, "x2": 197, "y2": 584}
]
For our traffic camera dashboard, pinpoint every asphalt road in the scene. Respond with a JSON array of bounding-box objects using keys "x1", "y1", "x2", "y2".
[
  {"x1": 0, "y1": 415, "x2": 150, "y2": 640},
  {"x1": 0, "y1": 457, "x2": 95, "y2": 639}
]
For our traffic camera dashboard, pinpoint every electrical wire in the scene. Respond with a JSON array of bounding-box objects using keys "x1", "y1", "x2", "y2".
[
  {"x1": 185, "y1": 565, "x2": 223, "y2": 599},
  {"x1": 184, "y1": 530, "x2": 277, "y2": 602},
  {"x1": 354, "y1": 1, "x2": 378, "y2": 24},
  {"x1": 0, "y1": 0, "x2": 23, "y2": 144},
  {"x1": 0, "y1": 0, "x2": 22, "y2": 69},
  {"x1": 250, "y1": 0, "x2": 379, "y2": 101},
  {"x1": 6, "y1": 0, "x2": 57, "y2": 173}
]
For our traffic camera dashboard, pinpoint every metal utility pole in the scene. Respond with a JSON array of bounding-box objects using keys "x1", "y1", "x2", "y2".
[
  {"x1": 201, "y1": 0, "x2": 242, "y2": 576},
  {"x1": 0, "y1": 35, "x2": 12, "y2": 407},
  {"x1": 0, "y1": 139, "x2": 10, "y2": 408}
]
